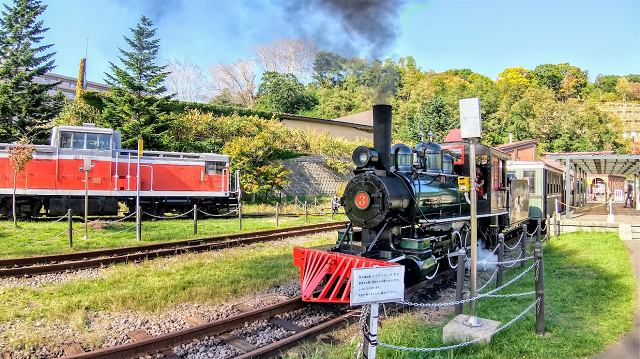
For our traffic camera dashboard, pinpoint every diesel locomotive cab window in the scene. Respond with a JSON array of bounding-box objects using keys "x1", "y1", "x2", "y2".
[
  {"x1": 86, "y1": 133, "x2": 98, "y2": 149},
  {"x1": 98, "y1": 134, "x2": 112, "y2": 150},
  {"x1": 72, "y1": 133, "x2": 85, "y2": 149},
  {"x1": 205, "y1": 161, "x2": 225, "y2": 175},
  {"x1": 59, "y1": 132, "x2": 72, "y2": 148}
]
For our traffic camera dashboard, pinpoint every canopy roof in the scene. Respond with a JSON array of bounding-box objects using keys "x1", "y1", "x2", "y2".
[{"x1": 544, "y1": 152, "x2": 640, "y2": 176}]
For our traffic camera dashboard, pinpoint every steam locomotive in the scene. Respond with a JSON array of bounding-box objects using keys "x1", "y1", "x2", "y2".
[
  {"x1": 293, "y1": 105, "x2": 529, "y2": 303},
  {"x1": 0, "y1": 123, "x2": 239, "y2": 218}
]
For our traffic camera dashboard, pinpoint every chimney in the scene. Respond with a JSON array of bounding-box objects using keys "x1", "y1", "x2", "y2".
[
  {"x1": 509, "y1": 132, "x2": 513, "y2": 144},
  {"x1": 373, "y1": 104, "x2": 392, "y2": 170}
]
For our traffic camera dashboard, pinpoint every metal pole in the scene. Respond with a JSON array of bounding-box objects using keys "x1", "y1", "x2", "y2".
[
  {"x1": 238, "y1": 202, "x2": 242, "y2": 231},
  {"x1": 466, "y1": 138, "x2": 481, "y2": 326},
  {"x1": 455, "y1": 248, "x2": 466, "y2": 315},
  {"x1": 193, "y1": 204, "x2": 198, "y2": 235},
  {"x1": 84, "y1": 170, "x2": 89, "y2": 239},
  {"x1": 68, "y1": 208, "x2": 73, "y2": 248},
  {"x1": 136, "y1": 206, "x2": 142, "y2": 241},
  {"x1": 521, "y1": 224, "x2": 527, "y2": 269},
  {"x1": 136, "y1": 142, "x2": 141, "y2": 227},
  {"x1": 275, "y1": 202, "x2": 279, "y2": 228},
  {"x1": 304, "y1": 201, "x2": 308, "y2": 223},
  {"x1": 534, "y1": 242, "x2": 545, "y2": 335},
  {"x1": 363, "y1": 304, "x2": 378, "y2": 359},
  {"x1": 497, "y1": 233, "x2": 504, "y2": 287}
]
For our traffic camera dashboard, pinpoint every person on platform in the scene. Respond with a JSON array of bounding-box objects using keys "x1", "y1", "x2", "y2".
[
  {"x1": 476, "y1": 167, "x2": 485, "y2": 199},
  {"x1": 624, "y1": 181, "x2": 634, "y2": 208}
]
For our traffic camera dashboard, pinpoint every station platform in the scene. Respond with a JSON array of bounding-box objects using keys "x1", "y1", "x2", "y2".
[{"x1": 554, "y1": 201, "x2": 640, "y2": 358}]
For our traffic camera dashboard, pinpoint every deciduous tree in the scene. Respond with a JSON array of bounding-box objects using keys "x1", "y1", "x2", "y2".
[
  {"x1": 7, "y1": 137, "x2": 34, "y2": 226},
  {"x1": 252, "y1": 38, "x2": 317, "y2": 84},
  {"x1": 163, "y1": 58, "x2": 206, "y2": 102},
  {"x1": 207, "y1": 58, "x2": 256, "y2": 107}
]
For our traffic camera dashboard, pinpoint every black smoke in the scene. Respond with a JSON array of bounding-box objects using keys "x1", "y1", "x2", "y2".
[{"x1": 284, "y1": 0, "x2": 406, "y2": 59}]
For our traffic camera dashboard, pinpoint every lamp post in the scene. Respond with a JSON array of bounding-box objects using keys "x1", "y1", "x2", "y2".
[{"x1": 623, "y1": 131, "x2": 637, "y2": 154}]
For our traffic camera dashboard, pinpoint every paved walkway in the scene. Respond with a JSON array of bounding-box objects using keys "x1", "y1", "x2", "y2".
[{"x1": 559, "y1": 201, "x2": 640, "y2": 358}]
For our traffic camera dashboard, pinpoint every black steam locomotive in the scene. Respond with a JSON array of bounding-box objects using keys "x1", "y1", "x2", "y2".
[{"x1": 293, "y1": 105, "x2": 529, "y2": 303}]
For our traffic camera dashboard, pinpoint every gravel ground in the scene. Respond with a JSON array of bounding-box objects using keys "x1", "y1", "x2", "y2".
[{"x1": 0, "y1": 268, "x2": 103, "y2": 288}]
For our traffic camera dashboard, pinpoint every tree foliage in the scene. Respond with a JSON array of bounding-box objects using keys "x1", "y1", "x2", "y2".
[
  {"x1": 255, "y1": 71, "x2": 317, "y2": 114},
  {"x1": 0, "y1": 0, "x2": 63, "y2": 143}
]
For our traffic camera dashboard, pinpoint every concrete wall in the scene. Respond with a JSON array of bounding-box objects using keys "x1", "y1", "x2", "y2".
[{"x1": 279, "y1": 155, "x2": 353, "y2": 196}]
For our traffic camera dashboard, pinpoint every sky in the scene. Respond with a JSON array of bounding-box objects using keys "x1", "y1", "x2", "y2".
[{"x1": 6, "y1": 0, "x2": 639, "y2": 85}]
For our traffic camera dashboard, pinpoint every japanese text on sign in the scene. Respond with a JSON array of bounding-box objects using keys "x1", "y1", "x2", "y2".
[{"x1": 350, "y1": 265, "x2": 405, "y2": 306}]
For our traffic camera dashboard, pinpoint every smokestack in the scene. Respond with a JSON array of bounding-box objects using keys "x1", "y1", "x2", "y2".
[
  {"x1": 509, "y1": 132, "x2": 513, "y2": 144},
  {"x1": 373, "y1": 104, "x2": 392, "y2": 170}
]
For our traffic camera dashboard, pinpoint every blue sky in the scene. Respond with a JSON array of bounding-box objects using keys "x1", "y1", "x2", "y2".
[{"x1": 8, "y1": 0, "x2": 639, "y2": 84}]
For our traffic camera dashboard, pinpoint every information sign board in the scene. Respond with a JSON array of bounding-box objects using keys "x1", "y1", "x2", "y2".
[{"x1": 350, "y1": 265, "x2": 405, "y2": 306}]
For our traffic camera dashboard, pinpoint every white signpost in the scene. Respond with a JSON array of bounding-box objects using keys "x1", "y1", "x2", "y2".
[{"x1": 351, "y1": 265, "x2": 405, "y2": 359}]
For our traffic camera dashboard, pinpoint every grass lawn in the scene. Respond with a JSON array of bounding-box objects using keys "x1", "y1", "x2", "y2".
[
  {"x1": 285, "y1": 231, "x2": 638, "y2": 359},
  {"x1": 0, "y1": 210, "x2": 347, "y2": 258}
]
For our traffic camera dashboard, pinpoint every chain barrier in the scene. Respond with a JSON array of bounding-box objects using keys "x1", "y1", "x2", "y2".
[
  {"x1": 196, "y1": 208, "x2": 239, "y2": 217},
  {"x1": 482, "y1": 256, "x2": 534, "y2": 266},
  {"x1": 526, "y1": 223, "x2": 540, "y2": 237},
  {"x1": 398, "y1": 260, "x2": 538, "y2": 308},
  {"x1": 142, "y1": 208, "x2": 194, "y2": 219},
  {"x1": 477, "y1": 268, "x2": 498, "y2": 293},
  {"x1": 484, "y1": 291, "x2": 536, "y2": 298},
  {"x1": 376, "y1": 298, "x2": 540, "y2": 353},
  {"x1": 14, "y1": 213, "x2": 69, "y2": 231},
  {"x1": 504, "y1": 231, "x2": 524, "y2": 250},
  {"x1": 557, "y1": 200, "x2": 608, "y2": 211},
  {"x1": 540, "y1": 219, "x2": 548, "y2": 232}
]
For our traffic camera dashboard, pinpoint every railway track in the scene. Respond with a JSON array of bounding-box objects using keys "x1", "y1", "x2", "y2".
[
  {"x1": 61, "y1": 296, "x2": 356, "y2": 359},
  {"x1": 0, "y1": 222, "x2": 346, "y2": 278}
]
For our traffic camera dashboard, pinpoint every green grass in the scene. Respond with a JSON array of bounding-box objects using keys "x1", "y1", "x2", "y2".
[
  {"x1": 0, "y1": 211, "x2": 347, "y2": 258},
  {"x1": 0, "y1": 233, "x2": 335, "y2": 323},
  {"x1": 286, "y1": 231, "x2": 638, "y2": 359}
]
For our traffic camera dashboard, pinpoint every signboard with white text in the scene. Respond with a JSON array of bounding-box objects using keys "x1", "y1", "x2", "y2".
[{"x1": 350, "y1": 265, "x2": 405, "y2": 306}]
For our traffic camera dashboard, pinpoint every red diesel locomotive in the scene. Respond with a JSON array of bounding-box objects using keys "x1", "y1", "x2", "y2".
[{"x1": 0, "y1": 124, "x2": 239, "y2": 218}]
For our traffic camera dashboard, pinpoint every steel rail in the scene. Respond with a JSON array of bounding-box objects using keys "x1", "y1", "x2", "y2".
[
  {"x1": 0, "y1": 222, "x2": 346, "y2": 277},
  {"x1": 63, "y1": 297, "x2": 307, "y2": 359}
]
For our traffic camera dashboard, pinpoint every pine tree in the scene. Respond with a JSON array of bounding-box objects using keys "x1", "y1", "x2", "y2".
[
  {"x1": 101, "y1": 15, "x2": 171, "y2": 150},
  {"x1": 0, "y1": 0, "x2": 63, "y2": 143}
]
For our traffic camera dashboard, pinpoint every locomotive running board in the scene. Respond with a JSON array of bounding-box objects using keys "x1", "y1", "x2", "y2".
[
  {"x1": 419, "y1": 211, "x2": 508, "y2": 224},
  {"x1": 293, "y1": 247, "x2": 398, "y2": 304}
]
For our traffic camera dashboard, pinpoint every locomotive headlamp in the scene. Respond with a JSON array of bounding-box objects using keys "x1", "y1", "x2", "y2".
[{"x1": 352, "y1": 146, "x2": 378, "y2": 168}]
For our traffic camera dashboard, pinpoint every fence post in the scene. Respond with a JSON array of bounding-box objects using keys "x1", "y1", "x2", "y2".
[
  {"x1": 68, "y1": 208, "x2": 73, "y2": 248},
  {"x1": 136, "y1": 206, "x2": 142, "y2": 242},
  {"x1": 455, "y1": 248, "x2": 466, "y2": 315},
  {"x1": 304, "y1": 201, "x2": 308, "y2": 224},
  {"x1": 363, "y1": 304, "x2": 379, "y2": 359},
  {"x1": 534, "y1": 242, "x2": 545, "y2": 335},
  {"x1": 275, "y1": 202, "x2": 279, "y2": 228},
  {"x1": 497, "y1": 233, "x2": 504, "y2": 288},
  {"x1": 545, "y1": 214, "x2": 550, "y2": 244},
  {"x1": 314, "y1": 197, "x2": 317, "y2": 215},
  {"x1": 521, "y1": 224, "x2": 527, "y2": 269},
  {"x1": 331, "y1": 207, "x2": 334, "y2": 221},
  {"x1": 239, "y1": 202, "x2": 242, "y2": 231},
  {"x1": 193, "y1": 204, "x2": 198, "y2": 235},
  {"x1": 536, "y1": 219, "x2": 541, "y2": 242}
]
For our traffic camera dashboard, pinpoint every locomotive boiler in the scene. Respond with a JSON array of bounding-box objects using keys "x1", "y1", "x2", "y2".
[{"x1": 293, "y1": 105, "x2": 529, "y2": 303}]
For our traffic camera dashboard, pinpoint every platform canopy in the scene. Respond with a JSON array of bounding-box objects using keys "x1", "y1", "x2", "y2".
[{"x1": 544, "y1": 153, "x2": 640, "y2": 176}]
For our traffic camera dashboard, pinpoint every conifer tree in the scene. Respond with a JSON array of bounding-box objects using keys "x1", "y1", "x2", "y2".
[
  {"x1": 102, "y1": 15, "x2": 171, "y2": 150},
  {"x1": 0, "y1": 0, "x2": 63, "y2": 143}
]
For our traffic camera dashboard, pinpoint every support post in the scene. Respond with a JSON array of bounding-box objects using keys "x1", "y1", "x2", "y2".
[
  {"x1": 534, "y1": 242, "x2": 545, "y2": 335},
  {"x1": 521, "y1": 224, "x2": 527, "y2": 269},
  {"x1": 136, "y1": 206, "x2": 141, "y2": 241},
  {"x1": 68, "y1": 209, "x2": 73, "y2": 248},
  {"x1": 84, "y1": 170, "x2": 89, "y2": 240},
  {"x1": 363, "y1": 304, "x2": 379, "y2": 359},
  {"x1": 304, "y1": 201, "x2": 308, "y2": 223},
  {"x1": 545, "y1": 215, "x2": 550, "y2": 244},
  {"x1": 193, "y1": 204, "x2": 198, "y2": 235},
  {"x1": 467, "y1": 137, "x2": 480, "y2": 325},
  {"x1": 239, "y1": 202, "x2": 242, "y2": 231},
  {"x1": 607, "y1": 198, "x2": 614, "y2": 223},
  {"x1": 275, "y1": 202, "x2": 279, "y2": 228},
  {"x1": 497, "y1": 233, "x2": 504, "y2": 288},
  {"x1": 455, "y1": 248, "x2": 466, "y2": 315}
]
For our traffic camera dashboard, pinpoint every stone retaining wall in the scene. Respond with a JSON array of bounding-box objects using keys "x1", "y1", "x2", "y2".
[{"x1": 279, "y1": 155, "x2": 353, "y2": 197}]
